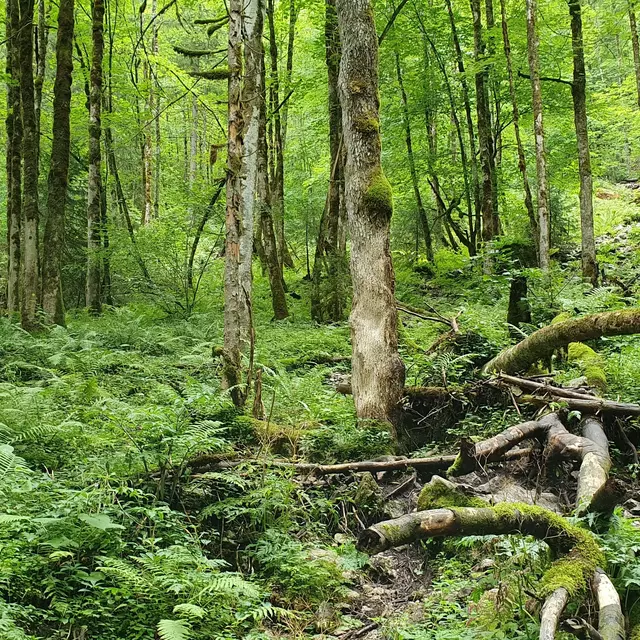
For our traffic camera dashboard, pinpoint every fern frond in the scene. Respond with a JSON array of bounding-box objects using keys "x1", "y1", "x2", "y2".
[{"x1": 157, "y1": 619, "x2": 191, "y2": 640}]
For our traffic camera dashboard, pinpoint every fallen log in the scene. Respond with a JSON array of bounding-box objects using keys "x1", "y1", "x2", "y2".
[
  {"x1": 357, "y1": 503, "x2": 604, "y2": 601},
  {"x1": 491, "y1": 373, "x2": 599, "y2": 400},
  {"x1": 593, "y1": 569, "x2": 625, "y2": 640},
  {"x1": 518, "y1": 393, "x2": 640, "y2": 417},
  {"x1": 484, "y1": 309, "x2": 640, "y2": 375}
]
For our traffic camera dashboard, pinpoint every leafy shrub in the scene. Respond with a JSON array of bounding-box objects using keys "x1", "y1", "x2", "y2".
[{"x1": 301, "y1": 422, "x2": 393, "y2": 463}]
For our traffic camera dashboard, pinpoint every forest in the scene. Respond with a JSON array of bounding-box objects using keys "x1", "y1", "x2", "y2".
[{"x1": 2, "y1": 0, "x2": 640, "y2": 637}]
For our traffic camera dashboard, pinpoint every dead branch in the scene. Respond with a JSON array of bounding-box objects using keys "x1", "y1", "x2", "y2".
[
  {"x1": 540, "y1": 588, "x2": 569, "y2": 640},
  {"x1": 396, "y1": 301, "x2": 461, "y2": 333},
  {"x1": 593, "y1": 569, "x2": 625, "y2": 640},
  {"x1": 492, "y1": 374, "x2": 599, "y2": 400}
]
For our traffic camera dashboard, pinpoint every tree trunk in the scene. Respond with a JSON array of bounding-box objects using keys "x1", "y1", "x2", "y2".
[
  {"x1": 395, "y1": 53, "x2": 434, "y2": 262},
  {"x1": 18, "y1": 0, "x2": 41, "y2": 330},
  {"x1": 222, "y1": 0, "x2": 253, "y2": 407},
  {"x1": 311, "y1": 0, "x2": 347, "y2": 323},
  {"x1": 267, "y1": 0, "x2": 294, "y2": 270},
  {"x1": 444, "y1": 0, "x2": 480, "y2": 244},
  {"x1": 569, "y1": 0, "x2": 598, "y2": 286},
  {"x1": 499, "y1": 0, "x2": 537, "y2": 243},
  {"x1": 469, "y1": 0, "x2": 498, "y2": 244},
  {"x1": 506, "y1": 275, "x2": 531, "y2": 336},
  {"x1": 484, "y1": 309, "x2": 640, "y2": 374},
  {"x1": 86, "y1": 0, "x2": 105, "y2": 315},
  {"x1": 525, "y1": 0, "x2": 551, "y2": 270},
  {"x1": 336, "y1": 0, "x2": 405, "y2": 425},
  {"x1": 5, "y1": 0, "x2": 22, "y2": 317},
  {"x1": 629, "y1": 1, "x2": 640, "y2": 108},
  {"x1": 257, "y1": 6, "x2": 288, "y2": 321},
  {"x1": 34, "y1": 0, "x2": 49, "y2": 169},
  {"x1": 281, "y1": 0, "x2": 297, "y2": 148},
  {"x1": 152, "y1": 0, "x2": 160, "y2": 219},
  {"x1": 41, "y1": 0, "x2": 74, "y2": 325}
]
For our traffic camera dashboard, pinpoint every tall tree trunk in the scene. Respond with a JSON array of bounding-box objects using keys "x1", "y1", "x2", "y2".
[
  {"x1": 335, "y1": 0, "x2": 405, "y2": 425},
  {"x1": 6, "y1": 0, "x2": 22, "y2": 317},
  {"x1": 267, "y1": 0, "x2": 294, "y2": 270},
  {"x1": 152, "y1": 0, "x2": 160, "y2": 218},
  {"x1": 34, "y1": 0, "x2": 49, "y2": 169},
  {"x1": 395, "y1": 53, "x2": 433, "y2": 262},
  {"x1": 257, "y1": 3, "x2": 288, "y2": 320},
  {"x1": 86, "y1": 0, "x2": 105, "y2": 314},
  {"x1": 311, "y1": 0, "x2": 346, "y2": 323},
  {"x1": 41, "y1": 0, "x2": 74, "y2": 325},
  {"x1": 222, "y1": 0, "x2": 253, "y2": 407},
  {"x1": 499, "y1": 0, "x2": 537, "y2": 243},
  {"x1": 281, "y1": 0, "x2": 297, "y2": 148},
  {"x1": 18, "y1": 0, "x2": 41, "y2": 330},
  {"x1": 470, "y1": 0, "x2": 498, "y2": 244},
  {"x1": 569, "y1": 0, "x2": 597, "y2": 285},
  {"x1": 444, "y1": 0, "x2": 480, "y2": 244},
  {"x1": 629, "y1": 1, "x2": 640, "y2": 108},
  {"x1": 189, "y1": 93, "x2": 198, "y2": 191},
  {"x1": 142, "y1": 59, "x2": 153, "y2": 225},
  {"x1": 525, "y1": 0, "x2": 551, "y2": 270}
]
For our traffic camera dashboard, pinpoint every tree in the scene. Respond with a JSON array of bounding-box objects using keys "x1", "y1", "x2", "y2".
[
  {"x1": 41, "y1": 0, "x2": 75, "y2": 325},
  {"x1": 18, "y1": 0, "x2": 41, "y2": 330},
  {"x1": 569, "y1": 0, "x2": 598, "y2": 285},
  {"x1": 335, "y1": 0, "x2": 405, "y2": 425},
  {"x1": 629, "y1": 0, "x2": 640, "y2": 108},
  {"x1": 222, "y1": 0, "x2": 254, "y2": 407},
  {"x1": 395, "y1": 52, "x2": 433, "y2": 262},
  {"x1": 5, "y1": 0, "x2": 22, "y2": 318},
  {"x1": 525, "y1": 0, "x2": 551, "y2": 270},
  {"x1": 311, "y1": 0, "x2": 347, "y2": 323}
]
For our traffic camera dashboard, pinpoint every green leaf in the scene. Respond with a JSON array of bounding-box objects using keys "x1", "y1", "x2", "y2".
[
  {"x1": 157, "y1": 619, "x2": 191, "y2": 640},
  {"x1": 77, "y1": 513, "x2": 125, "y2": 531}
]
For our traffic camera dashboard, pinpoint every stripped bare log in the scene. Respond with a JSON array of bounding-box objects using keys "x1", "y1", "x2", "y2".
[
  {"x1": 519, "y1": 394, "x2": 640, "y2": 417},
  {"x1": 593, "y1": 569, "x2": 625, "y2": 640},
  {"x1": 484, "y1": 309, "x2": 640, "y2": 375},
  {"x1": 540, "y1": 587, "x2": 569, "y2": 640},
  {"x1": 492, "y1": 373, "x2": 598, "y2": 400}
]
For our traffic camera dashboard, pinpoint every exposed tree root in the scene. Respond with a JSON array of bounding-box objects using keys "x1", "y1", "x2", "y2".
[
  {"x1": 593, "y1": 569, "x2": 625, "y2": 640},
  {"x1": 484, "y1": 309, "x2": 640, "y2": 375}
]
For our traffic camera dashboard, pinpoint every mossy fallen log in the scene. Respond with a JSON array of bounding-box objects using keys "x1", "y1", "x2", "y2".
[
  {"x1": 357, "y1": 503, "x2": 605, "y2": 599},
  {"x1": 484, "y1": 309, "x2": 640, "y2": 375}
]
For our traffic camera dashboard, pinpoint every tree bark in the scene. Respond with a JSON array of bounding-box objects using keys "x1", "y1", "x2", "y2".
[
  {"x1": 257, "y1": 10, "x2": 289, "y2": 321},
  {"x1": 267, "y1": 0, "x2": 294, "y2": 270},
  {"x1": 569, "y1": 0, "x2": 598, "y2": 286},
  {"x1": 18, "y1": 0, "x2": 41, "y2": 330},
  {"x1": 540, "y1": 588, "x2": 570, "y2": 640},
  {"x1": 41, "y1": 0, "x2": 74, "y2": 325},
  {"x1": 34, "y1": 0, "x2": 49, "y2": 169},
  {"x1": 5, "y1": 0, "x2": 22, "y2": 317},
  {"x1": 484, "y1": 309, "x2": 640, "y2": 374},
  {"x1": 629, "y1": 1, "x2": 640, "y2": 108},
  {"x1": 525, "y1": 0, "x2": 551, "y2": 270},
  {"x1": 499, "y1": 0, "x2": 537, "y2": 242},
  {"x1": 336, "y1": 0, "x2": 405, "y2": 425},
  {"x1": 311, "y1": 0, "x2": 347, "y2": 323},
  {"x1": 222, "y1": 0, "x2": 253, "y2": 407},
  {"x1": 470, "y1": 0, "x2": 498, "y2": 243},
  {"x1": 86, "y1": 0, "x2": 105, "y2": 315},
  {"x1": 593, "y1": 569, "x2": 625, "y2": 640},
  {"x1": 395, "y1": 53, "x2": 434, "y2": 262}
]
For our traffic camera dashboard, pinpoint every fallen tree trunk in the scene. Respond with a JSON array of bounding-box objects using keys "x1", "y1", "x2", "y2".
[
  {"x1": 357, "y1": 503, "x2": 604, "y2": 600},
  {"x1": 484, "y1": 309, "x2": 640, "y2": 375},
  {"x1": 492, "y1": 373, "x2": 598, "y2": 400},
  {"x1": 540, "y1": 587, "x2": 569, "y2": 640},
  {"x1": 519, "y1": 394, "x2": 640, "y2": 417}
]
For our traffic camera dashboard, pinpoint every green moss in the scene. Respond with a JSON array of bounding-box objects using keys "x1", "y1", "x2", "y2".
[
  {"x1": 363, "y1": 170, "x2": 393, "y2": 221},
  {"x1": 488, "y1": 503, "x2": 604, "y2": 597},
  {"x1": 354, "y1": 114, "x2": 380, "y2": 134},
  {"x1": 551, "y1": 312, "x2": 573, "y2": 325},
  {"x1": 628, "y1": 599, "x2": 640, "y2": 640},
  {"x1": 348, "y1": 80, "x2": 366, "y2": 94},
  {"x1": 417, "y1": 477, "x2": 485, "y2": 511},
  {"x1": 446, "y1": 454, "x2": 465, "y2": 477},
  {"x1": 568, "y1": 342, "x2": 607, "y2": 392}
]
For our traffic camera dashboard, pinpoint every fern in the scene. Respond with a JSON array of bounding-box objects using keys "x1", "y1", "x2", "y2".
[{"x1": 157, "y1": 619, "x2": 191, "y2": 640}]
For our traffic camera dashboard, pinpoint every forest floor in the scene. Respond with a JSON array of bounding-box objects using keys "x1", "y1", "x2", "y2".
[{"x1": 1, "y1": 183, "x2": 640, "y2": 639}]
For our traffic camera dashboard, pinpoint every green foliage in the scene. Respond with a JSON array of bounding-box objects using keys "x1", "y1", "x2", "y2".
[{"x1": 301, "y1": 422, "x2": 393, "y2": 463}]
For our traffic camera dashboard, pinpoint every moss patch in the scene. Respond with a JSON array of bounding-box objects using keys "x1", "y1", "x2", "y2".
[
  {"x1": 417, "y1": 476, "x2": 486, "y2": 511},
  {"x1": 354, "y1": 114, "x2": 380, "y2": 134},
  {"x1": 363, "y1": 170, "x2": 393, "y2": 222},
  {"x1": 568, "y1": 342, "x2": 607, "y2": 392}
]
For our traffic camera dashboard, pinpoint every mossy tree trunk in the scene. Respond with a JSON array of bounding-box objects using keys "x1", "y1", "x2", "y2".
[
  {"x1": 222, "y1": 0, "x2": 254, "y2": 406},
  {"x1": 5, "y1": 0, "x2": 22, "y2": 318},
  {"x1": 18, "y1": 0, "x2": 41, "y2": 330},
  {"x1": 311, "y1": 0, "x2": 347, "y2": 323},
  {"x1": 86, "y1": 0, "x2": 105, "y2": 315},
  {"x1": 41, "y1": 0, "x2": 74, "y2": 326},
  {"x1": 335, "y1": 0, "x2": 405, "y2": 426},
  {"x1": 569, "y1": 0, "x2": 598, "y2": 286},
  {"x1": 630, "y1": 0, "x2": 640, "y2": 108}
]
